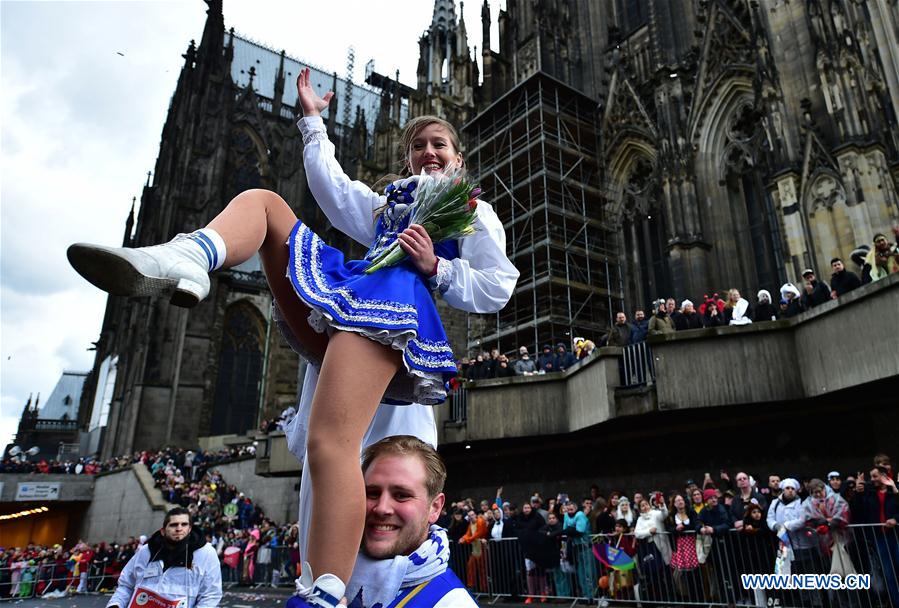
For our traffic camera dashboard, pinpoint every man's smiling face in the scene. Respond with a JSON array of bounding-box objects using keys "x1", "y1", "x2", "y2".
[{"x1": 362, "y1": 454, "x2": 444, "y2": 559}]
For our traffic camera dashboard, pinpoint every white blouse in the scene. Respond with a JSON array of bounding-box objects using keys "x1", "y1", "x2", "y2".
[{"x1": 297, "y1": 115, "x2": 519, "y2": 313}]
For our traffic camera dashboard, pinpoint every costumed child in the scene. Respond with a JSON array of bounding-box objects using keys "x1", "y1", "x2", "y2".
[{"x1": 68, "y1": 67, "x2": 518, "y2": 607}]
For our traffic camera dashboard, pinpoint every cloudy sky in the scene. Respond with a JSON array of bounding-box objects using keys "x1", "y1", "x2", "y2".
[{"x1": 0, "y1": 0, "x2": 502, "y2": 449}]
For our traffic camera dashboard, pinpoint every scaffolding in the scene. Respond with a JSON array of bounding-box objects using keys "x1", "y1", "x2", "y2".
[{"x1": 463, "y1": 72, "x2": 623, "y2": 356}]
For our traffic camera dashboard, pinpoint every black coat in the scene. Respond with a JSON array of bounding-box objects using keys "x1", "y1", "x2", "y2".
[
  {"x1": 800, "y1": 280, "x2": 831, "y2": 308},
  {"x1": 851, "y1": 487, "x2": 899, "y2": 525},
  {"x1": 699, "y1": 504, "x2": 733, "y2": 535},
  {"x1": 783, "y1": 298, "x2": 804, "y2": 318},
  {"x1": 831, "y1": 270, "x2": 861, "y2": 297},
  {"x1": 730, "y1": 491, "x2": 768, "y2": 521},
  {"x1": 752, "y1": 303, "x2": 779, "y2": 322},
  {"x1": 672, "y1": 311, "x2": 703, "y2": 330},
  {"x1": 527, "y1": 522, "x2": 563, "y2": 569}
]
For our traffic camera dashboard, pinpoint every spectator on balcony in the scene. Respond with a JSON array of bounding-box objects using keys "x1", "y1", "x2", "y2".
[
  {"x1": 666, "y1": 494, "x2": 702, "y2": 601},
  {"x1": 575, "y1": 338, "x2": 596, "y2": 359},
  {"x1": 631, "y1": 310, "x2": 649, "y2": 343},
  {"x1": 605, "y1": 312, "x2": 633, "y2": 347},
  {"x1": 495, "y1": 354, "x2": 516, "y2": 378},
  {"x1": 467, "y1": 354, "x2": 486, "y2": 380},
  {"x1": 649, "y1": 299, "x2": 675, "y2": 335},
  {"x1": 829, "y1": 258, "x2": 861, "y2": 298},
  {"x1": 537, "y1": 345, "x2": 555, "y2": 373},
  {"x1": 800, "y1": 269, "x2": 831, "y2": 309},
  {"x1": 672, "y1": 300, "x2": 702, "y2": 331},
  {"x1": 731, "y1": 472, "x2": 767, "y2": 526},
  {"x1": 514, "y1": 346, "x2": 537, "y2": 376},
  {"x1": 665, "y1": 298, "x2": 677, "y2": 317},
  {"x1": 700, "y1": 294, "x2": 725, "y2": 327},
  {"x1": 753, "y1": 290, "x2": 779, "y2": 322},
  {"x1": 553, "y1": 343, "x2": 577, "y2": 372},
  {"x1": 861, "y1": 227, "x2": 899, "y2": 284},
  {"x1": 483, "y1": 349, "x2": 500, "y2": 378},
  {"x1": 779, "y1": 283, "x2": 804, "y2": 318},
  {"x1": 722, "y1": 289, "x2": 752, "y2": 325}
]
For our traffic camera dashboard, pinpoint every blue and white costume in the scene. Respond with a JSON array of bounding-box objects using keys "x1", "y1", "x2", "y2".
[
  {"x1": 285, "y1": 115, "x2": 518, "y2": 405},
  {"x1": 279, "y1": 115, "x2": 513, "y2": 607}
]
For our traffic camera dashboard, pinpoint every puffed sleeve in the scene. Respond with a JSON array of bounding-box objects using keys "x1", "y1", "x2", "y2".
[
  {"x1": 432, "y1": 200, "x2": 519, "y2": 313},
  {"x1": 297, "y1": 115, "x2": 383, "y2": 246}
]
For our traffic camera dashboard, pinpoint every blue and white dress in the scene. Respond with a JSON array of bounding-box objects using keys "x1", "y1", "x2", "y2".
[{"x1": 281, "y1": 116, "x2": 519, "y2": 406}]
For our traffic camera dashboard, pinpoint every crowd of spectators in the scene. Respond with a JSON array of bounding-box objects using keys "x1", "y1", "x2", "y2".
[
  {"x1": 0, "y1": 445, "x2": 256, "y2": 476},
  {"x1": 441, "y1": 452, "x2": 898, "y2": 606},
  {"x1": 455, "y1": 227, "x2": 899, "y2": 384},
  {"x1": 0, "y1": 446, "x2": 301, "y2": 598}
]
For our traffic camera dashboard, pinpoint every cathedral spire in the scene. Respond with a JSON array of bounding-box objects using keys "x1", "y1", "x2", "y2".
[
  {"x1": 274, "y1": 50, "x2": 287, "y2": 116},
  {"x1": 481, "y1": 0, "x2": 490, "y2": 53},
  {"x1": 457, "y1": 1, "x2": 469, "y2": 57},
  {"x1": 196, "y1": 0, "x2": 225, "y2": 72},
  {"x1": 431, "y1": 0, "x2": 456, "y2": 31},
  {"x1": 123, "y1": 197, "x2": 135, "y2": 247}
]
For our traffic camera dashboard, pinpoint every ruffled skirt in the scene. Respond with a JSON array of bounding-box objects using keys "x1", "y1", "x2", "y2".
[{"x1": 278, "y1": 221, "x2": 456, "y2": 405}]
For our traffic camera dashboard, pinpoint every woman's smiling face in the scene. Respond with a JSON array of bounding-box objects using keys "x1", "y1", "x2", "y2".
[{"x1": 407, "y1": 123, "x2": 463, "y2": 175}]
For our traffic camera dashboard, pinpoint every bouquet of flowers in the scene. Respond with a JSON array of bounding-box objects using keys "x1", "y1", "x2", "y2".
[{"x1": 364, "y1": 168, "x2": 481, "y2": 274}]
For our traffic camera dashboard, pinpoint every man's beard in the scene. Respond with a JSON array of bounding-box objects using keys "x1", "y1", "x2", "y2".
[{"x1": 361, "y1": 516, "x2": 429, "y2": 560}]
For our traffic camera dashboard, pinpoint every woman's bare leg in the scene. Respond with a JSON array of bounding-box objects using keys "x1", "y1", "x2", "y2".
[
  {"x1": 207, "y1": 188, "x2": 328, "y2": 360},
  {"x1": 305, "y1": 330, "x2": 403, "y2": 585}
]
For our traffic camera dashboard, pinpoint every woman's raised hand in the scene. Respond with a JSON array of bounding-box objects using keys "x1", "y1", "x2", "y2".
[{"x1": 296, "y1": 67, "x2": 333, "y2": 117}]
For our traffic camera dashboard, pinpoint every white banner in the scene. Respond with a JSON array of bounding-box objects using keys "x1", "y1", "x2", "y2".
[{"x1": 16, "y1": 482, "x2": 60, "y2": 500}]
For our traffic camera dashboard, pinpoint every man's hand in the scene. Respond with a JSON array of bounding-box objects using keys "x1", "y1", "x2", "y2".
[
  {"x1": 856, "y1": 472, "x2": 865, "y2": 493},
  {"x1": 831, "y1": 290, "x2": 838, "y2": 300},
  {"x1": 397, "y1": 224, "x2": 437, "y2": 276},
  {"x1": 296, "y1": 67, "x2": 333, "y2": 117},
  {"x1": 885, "y1": 518, "x2": 897, "y2": 529}
]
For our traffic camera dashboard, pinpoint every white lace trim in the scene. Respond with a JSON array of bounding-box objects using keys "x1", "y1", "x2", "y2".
[
  {"x1": 296, "y1": 116, "x2": 328, "y2": 146},
  {"x1": 429, "y1": 257, "x2": 455, "y2": 293}
]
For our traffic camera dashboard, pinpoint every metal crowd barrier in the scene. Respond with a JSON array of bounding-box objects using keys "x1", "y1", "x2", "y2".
[
  {"x1": 448, "y1": 524, "x2": 899, "y2": 607},
  {"x1": 622, "y1": 341, "x2": 654, "y2": 387},
  {"x1": 448, "y1": 384, "x2": 469, "y2": 423},
  {"x1": 219, "y1": 544, "x2": 298, "y2": 589},
  {"x1": 0, "y1": 567, "x2": 120, "y2": 601}
]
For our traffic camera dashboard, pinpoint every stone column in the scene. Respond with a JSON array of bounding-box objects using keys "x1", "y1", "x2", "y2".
[{"x1": 775, "y1": 173, "x2": 807, "y2": 279}]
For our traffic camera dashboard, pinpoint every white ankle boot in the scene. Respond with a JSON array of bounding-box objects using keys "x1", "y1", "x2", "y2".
[
  {"x1": 67, "y1": 236, "x2": 212, "y2": 308},
  {"x1": 294, "y1": 562, "x2": 345, "y2": 608}
]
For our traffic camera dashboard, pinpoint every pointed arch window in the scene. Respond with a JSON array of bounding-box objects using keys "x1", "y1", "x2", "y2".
[{"x1": 211, "y1": 301, "x2": 265, "y2": 436}]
